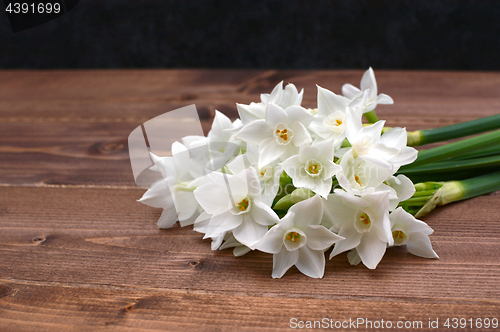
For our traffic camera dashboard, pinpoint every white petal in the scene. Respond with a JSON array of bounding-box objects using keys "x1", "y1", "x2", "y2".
[
  {"x1": 317, "y1": 85, "x2": 349, "y2": 116},
  {"x1": 253, "y1": 225, "x2": 285, "y2": 254},
  {"x1": 261, "y1": 81, "x2": 283, "y2": 104},
  {"x1": 266, "y1": 103, "x2": 288, "y2": 127},
  {"x1": 171, "y1": 140, "x2": 188, "y2": 155},
  {"x1": 356, "y1": 230, "x2": 387, "y2": 269},
  {"x1": 250, "y1": 199, "x2": 280, "y2": 226},
  {"x1": 387, "y1": 175, "x2": 415, "y2": 202},
  {"x1": 281, "y1": 155, "x2": 303, "y2": 179},
  {"x1": 380, "y1": 127, "x2": 407, "y2": 148},
  {"x1": 243, "y1": 167, "x2": 262, "y2": 198},
  {"x1": 345, "y1": 107, "x2": 364, "y2": 142},
  {"x1": 233, "y1": 246, "x2": 251, "y2": 257},
  {"x1": 329, "y1": 222, "x2": 363, "y2": 258},
  {"x1": 232, "y1": 215, "x2": 269, "y2": 248},
  {"x1": 285, "y1": 106, "x2": 313, "y2": 126},
  {"x1": 193, "y1": 211, "x2": 212, "y2": 234},
  {"x1": 376, "y1": 93, "x2": 394, "y2": 105},
  {"x1": 391, "y1": 208, "x2": 434, "y2": 235},
  {"x1": 175, "y1": 191, "x2": 199, "y2": 224},
  {"x1": 138, "y1": 179, "x2": 173, "y2": 209},
  {"x1": 236, "y1": 103, "x2": 266, "y2": 125},
  {"x1": 313, "y1": 177, "x2": 332, "y2": 198},
  {"x1": 309, "y1": 118, "x2": 334, "y2": 139},
  {"x1": 406, "y1": 232, "x2": 439, "y2": 259},
  {"x1": 272, "y1": 247, "x2": 299, "y2": 278},
  {"x1": 295, "y1": 246, "x2": 325, "y2": 278},
  {"x1": 219, "y1": 233, "x2": 239, "y2": 250},
  {"x1": 289, "y1": 196, "x2": 324, "y2": 229},
  {"x1": 360, "y1": 67, "x2": 377, "y2": 95},
  {"x1": 193, "y1": 182, "x2": 230, "y2": 215},
  {"x1": 407, "y1": 219, "x2": 434, "y2": 235},
  {"x1": 314, "y1": 139, "x2": 336, "y2": 162},
  {"x1": 389, "y1": 147, "x2": 418, "y2": 169},
  {"x1": 358, "y1": 154, "x2": 392, "y2": 171},
  {"x1": 304, "y1": 225, "x2": 344, "y2": 250},
  {"x1": 204, "y1": 211, "x2": 242, "y2": 238},
  {"x1": 157, "y1": 208, "x2": 178, "y2": 229},
  {"x1": 290, "y1": 121, "x2": 312, "y2": 146},
  {"x1": 181, "y1": 135, "x2": 207, "y2": 150},
  {"x1": 347, "y1": 249, "x2": 362, "y2": 265},
  {"x1": 235, "y1": 120, "x2": 271, "y2": 145},
  {"x1": 211, "y1": 234, "x2": 225, "y2": 250},
  {"x1": 226, "y1": 170, "x2": 251, "y2": 202},
  {"x1": 334, "y1": 189, "x2": 371, "y2": 208},
  {"x1": 226, "y1": 154, "x2": 247, "y2": 175},
  {"x1": 357, "y1": 120, "x2": 385, "y2": 143},
  {"x1": 208, "y1": 110, "x2": 233, "y2": 141},
  {"x1": 258, "y1": 138, "x2": 285, "y2": 169},
  {"x1": 341, "y1": 83, "x2": 361, "y2": 99}
]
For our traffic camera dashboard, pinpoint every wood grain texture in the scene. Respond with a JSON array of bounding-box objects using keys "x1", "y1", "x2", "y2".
[{"x1": 1, "y1": 70, "x2": 499, "y2": 331}]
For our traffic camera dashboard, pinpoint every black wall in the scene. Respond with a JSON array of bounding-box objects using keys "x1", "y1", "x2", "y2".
[{"x1": 1, "y1": 0, "x2": 499, "y2": 70}]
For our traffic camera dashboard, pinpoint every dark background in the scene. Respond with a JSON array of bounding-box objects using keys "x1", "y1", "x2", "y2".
[{"x1": 1, "y1": 0, "x2": 499, "y2": 70}]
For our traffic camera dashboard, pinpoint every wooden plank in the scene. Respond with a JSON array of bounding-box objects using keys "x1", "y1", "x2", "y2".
[
  {"x1": 0, "y1": 186, "x2": 499, "y2": 331},
  {"x1": 1, "y1": 70, "x2": 499, "y2": 125},
  {"x1": 0, "y1": 282, "x2": 498, "y2": 332}
]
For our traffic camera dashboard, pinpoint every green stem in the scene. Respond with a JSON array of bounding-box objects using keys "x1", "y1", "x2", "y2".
[
  {"x1": 414, "y1": 170, "x2": 500, "y2": 218},
  {"x1": 400, "y1": 154, "x2": 500, "y2": 176},
  {"x1": 408, "y1": 113, "x2": 500, "y2": 146},
  {"x1": 412, "y1": 190, "x2": 437, "y2": 197},
  {"x1": 401, "y1": 129, "x2": 500, "y2": 169},
  {"x1": 403, "y1": 167, "x2": 500, "y2": 183},
  {"x1": 364, "y1": 110, "x2": 379, "y2": 123},
  {"x1": 458, "y1": 170, "x2": 500, "y2": 200},
  {"x1": 452, "y1": 145, "x2": 500, "y2": 160}
]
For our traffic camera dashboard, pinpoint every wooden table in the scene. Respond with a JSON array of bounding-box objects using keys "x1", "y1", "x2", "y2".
[{"x1": 1, "y1": 70, "x2": 499, "y2": 331}]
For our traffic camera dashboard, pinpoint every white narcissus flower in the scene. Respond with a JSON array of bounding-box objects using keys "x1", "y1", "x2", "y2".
[
  {"x1": 182, "y1": 110, "x2": 243, "y2": 175},
  {"x1": 325, "y1": 189, "x2": 393, "y2": 269},
  {"x1": 254, "y1": 196, "x2": 344, "y2": 278},
  {"x1": 235, "y1": 103, "x2": 313, "y2": 169},
  {"x1": 308, "y1": 86, "x2": 350, "y2": 146},
  {"x1": 226, "y1": 143, "x2": 282, "y2": 207},
  {"x1": 345, "y1": 107, "x2": 418, "y2": 172},
  {"x1": 139, "y1": 142, "x2": 201, "y2": 229},
  {"x1": 183, "y1": 110, "x2": 242, "y2": 149},
  {"x1": 281, "y1": 141, "x2": 341, "y2": 198},
  {"x1": 237, "y1": 81, "x2": 304, "y2": 125},
  {"x1": 337, "y1": 149, "x2": 393, "y2": 195},
  {"x1": 193, "y1": 167, "x2": 279, "y2": 248},
  {"x1": 342, "y1": 67, "x2": 393, "y2": 113},
  {"x1": 336, "y1": 150, "x2": 414, "y2": 210},
  {"x1": 389, "y1": 207, "x2": 439, "y2": 259}
]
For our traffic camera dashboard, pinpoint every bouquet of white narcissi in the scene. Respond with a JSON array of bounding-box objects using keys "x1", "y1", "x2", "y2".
[{"x1": 132, "y1": 68, "x2": 500, "y2": 278}]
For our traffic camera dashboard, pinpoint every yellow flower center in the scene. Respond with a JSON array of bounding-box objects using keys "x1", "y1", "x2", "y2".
[
  {"x1": 305, "y1": 159, "x2": 323, "y2": 177},
  {"x1": 285, "y1": 231, "x2": 301, "y2": 243},
  {"x1": 274, "y1": 123, "x2": 294, "y2": 145},
  {"x1": 236, "y1": 198, "x2": 250, "y2": 212},
  {"x1": 392, "y1": 230, "x2": 407, "y2": 245},
  {"x1": 360, "y1": 213, "x2": 370, "y2": 225}
]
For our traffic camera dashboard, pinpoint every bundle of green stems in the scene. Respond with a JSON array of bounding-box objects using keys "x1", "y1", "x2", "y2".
[{"x1": 383, "y1": 112, "x2": 500, "y2": 217}]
